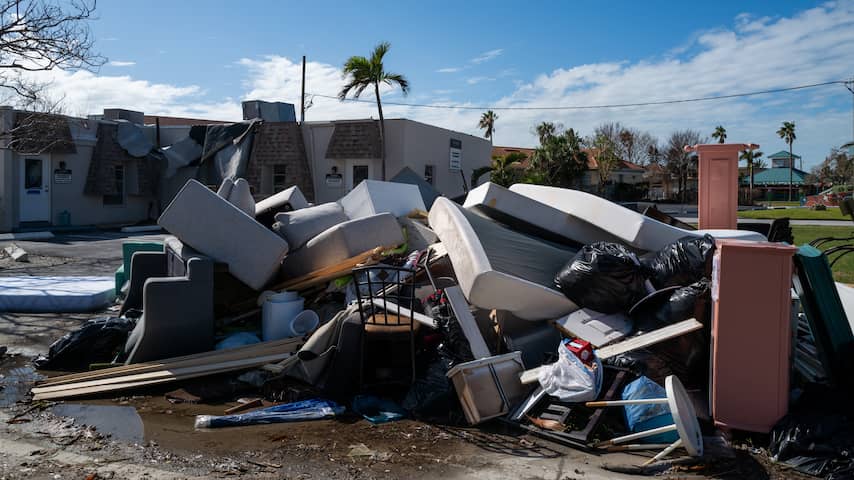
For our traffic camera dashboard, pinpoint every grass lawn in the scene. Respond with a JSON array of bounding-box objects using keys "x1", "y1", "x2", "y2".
[
  {"x1": 791, "y1": 225, "x2": 854, "y2": 284},
  {"x1": 739, "y1": 207, "x2": 847, "y2": 221},
  {"x1": 758, "y1": 201, "x2": 802, "y2": 207}
]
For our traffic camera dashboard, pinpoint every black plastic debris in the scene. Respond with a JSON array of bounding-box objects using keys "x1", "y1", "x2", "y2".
[
  {"x1": 555, "y1": 242, "x2": 648, "y2": 314},
  {"x1": 641, "y1": 235, "x2": 716, "y2": 289},
  {"x1": 34, "y1": 317, "x2": 135, "y2": 371}
]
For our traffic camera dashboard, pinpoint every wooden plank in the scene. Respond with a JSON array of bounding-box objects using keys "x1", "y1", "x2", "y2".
[
  {"x1": 519, "y1": 319, "x2": 702, "y2": 385},
  {"x1": 33, "y1": 352, "x2": 294, "y2": 394},
  {"x1": 32, "y1": 352, "x2": 292, "y2": 400},
  {"x1": 37, "y1": 337, "x2": 303, "y2": 387},
  {"x1": 369, "y1": 298, "x2": 436, "y2": 328},
  {"x1": 274, "y1": 246, "x2": 387, "y2": 292},
  {"x1": 595, "y1": 318, "x2": 702, "y2": 360},
  {"x1": 37, "y1": 338, "x2": 302, "y2": 386},
  {"x1": 444, "y1": 285, "x2": 491, "y2": 359}
]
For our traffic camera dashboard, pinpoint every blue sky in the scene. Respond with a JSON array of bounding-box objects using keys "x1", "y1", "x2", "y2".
[{"x1": 30, "y1": 1, "x2": 854, "y2": 168}]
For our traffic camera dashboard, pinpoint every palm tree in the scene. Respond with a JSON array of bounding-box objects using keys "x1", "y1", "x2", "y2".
[
  {"x1": 776, "y1": 121, "x2": 796, "y2": 201},
  {"x1": 739, "y1": 149, "x2": 763, "y2": 204},
  {"x1": 711, "y1": 125, "x2": 727, "y2": 144},
  {"x1": 339, "y1": 41, "x2": 409, "y2": 181},
  {"x1": 535, "y1": 121, "x2": 557, "y2": 145},
  {"x1": 478, "y1": 110, "x2": 498, "y2": 143}
]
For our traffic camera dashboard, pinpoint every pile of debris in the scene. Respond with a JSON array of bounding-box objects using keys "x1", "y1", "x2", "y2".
[{"x1": 28, "y1": 177, "x2": 854, "y2": 475}]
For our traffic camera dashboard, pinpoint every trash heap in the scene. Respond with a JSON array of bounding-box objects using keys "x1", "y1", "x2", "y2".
[{"x1": 30, "y1": 179, "x2": 854, "y2": 474}]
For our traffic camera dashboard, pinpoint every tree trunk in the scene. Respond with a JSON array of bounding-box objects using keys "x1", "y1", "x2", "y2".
[
  {"x1": 749, "y1": 159, "x2": 754, "y2": 205},
  {"x1": 375, "y1": 83, "x2": 386, "y2": 181},
  {"x1": 788, "y1": 144, "x2": 793, "y2": 202}
]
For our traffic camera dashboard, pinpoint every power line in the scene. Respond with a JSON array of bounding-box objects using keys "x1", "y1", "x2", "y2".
[{"x1": 309, "y1": 79, "x2": 849, "y2": 111}]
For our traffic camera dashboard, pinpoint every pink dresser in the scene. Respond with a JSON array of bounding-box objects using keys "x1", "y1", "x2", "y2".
[{"x1": 711, "y1": 239, "x2": 797, "y2": 432}]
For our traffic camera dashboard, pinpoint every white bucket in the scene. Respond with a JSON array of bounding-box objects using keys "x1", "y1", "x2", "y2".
[
  {"x1": 262, "y1": 295, "x2": 304, "y2": 341},
  {"x1": 287, "y1": 310, "x2": 320, "y2": 337}
]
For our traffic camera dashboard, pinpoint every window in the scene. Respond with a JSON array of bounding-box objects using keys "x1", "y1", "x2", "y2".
[
  {"x1": 24, "y1": 158, "x2": 43, "y2": 189},
  {"x1": 103, "y1": 164, "x2": 125, "y2": 206},
  {"x1": 353, "y1": 165, "x2": 369, "y2": 187},
  {"x1": 272, "y1": 165, "x2": 287, "y2": 193},
  {"x1": 424, "y1": 165, "x2": 434, "y2": 185}
]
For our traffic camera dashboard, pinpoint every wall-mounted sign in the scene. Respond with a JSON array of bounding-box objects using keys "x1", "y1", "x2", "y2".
[
  {"x1": 449, "y1": 138, "x2": 462, "y2": 171},
  {"x1": 325, "y1": 173, "x2": 343, "y2": 188},
  {"x1": 53, "y1": 168, "x2": 72, "y2": 184}
]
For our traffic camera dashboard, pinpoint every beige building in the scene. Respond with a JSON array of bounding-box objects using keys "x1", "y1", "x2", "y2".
[
  {"x1": 0, "y1": 104, "x2": 491, "y2": 232},
  {"x1": 303, "y1": 119, "x2": 491, "y2": 204}
]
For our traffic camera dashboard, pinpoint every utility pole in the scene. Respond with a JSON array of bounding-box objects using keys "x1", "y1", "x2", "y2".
[
  {"x1": 846, "y1": 76, "x2": 854, "y2": 144},
  {"x1": 300, "y1": 55, "x2": 306, "y2": 124}
]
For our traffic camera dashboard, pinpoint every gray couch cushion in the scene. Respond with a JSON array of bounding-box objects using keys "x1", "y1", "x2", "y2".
[
  {"x1": 158, "y1": 179, "x2": 289, "y2": 291},
  {"x1": 273, "y1": 202, "x2": 348, "y2": 249},
  {"x1": 280, "y1": 213, "x2": 404, "y2": 279}
]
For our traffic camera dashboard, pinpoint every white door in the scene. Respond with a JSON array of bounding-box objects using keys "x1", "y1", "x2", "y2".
[{"x1": 19, "y1": 156, "x2": 51, "y2": 222}]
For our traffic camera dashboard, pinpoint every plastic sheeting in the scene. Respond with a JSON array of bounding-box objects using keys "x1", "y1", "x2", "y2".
[
  {"x1": 116, "y1": 120, "x2": 154, "y2": 157},
  {"x1": 194, "y1": 398, "x2": 344, "y2": 428}
]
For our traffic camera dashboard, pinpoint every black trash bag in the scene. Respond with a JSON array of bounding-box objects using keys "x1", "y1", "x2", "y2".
[
  {"x1": 34, "y1": 317, "x2": 135, "y2": 371},
  {"x1": 770, "y1": 412, "x2": 854, "y2": 479},
  {"x1": 555, "y1": 242, "x2": 647, "y2": 314},
  {"x1": 608, "y1": 280, "x2": 711, "y2": 387},
  {"x1": 641, "y1": 235, "x2": 716, "y2": 289},
  {"x1": 402, "y1": 290, "x2": 472, "y2": 424}
]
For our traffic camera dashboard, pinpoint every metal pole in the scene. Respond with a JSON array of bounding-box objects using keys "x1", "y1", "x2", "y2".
[{"x1": 300, "y1": 55, "x2": 306, "y2": 124}]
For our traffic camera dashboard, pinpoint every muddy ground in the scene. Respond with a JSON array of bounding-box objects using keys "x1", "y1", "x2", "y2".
[{"x1": 0, "y1": 231, "x2": 810, "y2": 479}]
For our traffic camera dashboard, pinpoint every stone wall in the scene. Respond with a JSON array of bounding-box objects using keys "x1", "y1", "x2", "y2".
[{"x1": 246, "y1": 122, "x2": 315, "y2": 202}]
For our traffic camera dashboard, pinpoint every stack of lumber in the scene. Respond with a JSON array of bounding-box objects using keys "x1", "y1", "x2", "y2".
[{"x1": 31, "y1": 337, "x2": 304, "y2": 401}]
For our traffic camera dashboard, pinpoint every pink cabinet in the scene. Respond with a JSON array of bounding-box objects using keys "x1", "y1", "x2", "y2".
[
  {"x1": 686, "y1": 143, "x2": 757, "y2": 230},
  {"x1": 710, "y1": 239, "x2": 796, "y2": 432}
]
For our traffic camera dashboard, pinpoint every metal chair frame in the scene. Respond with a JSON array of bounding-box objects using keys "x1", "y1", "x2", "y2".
[{"x1": 353, "y1": 265, "x2": 418, "y2": 388}]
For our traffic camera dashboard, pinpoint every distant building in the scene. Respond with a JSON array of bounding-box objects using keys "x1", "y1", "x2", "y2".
[
  {"x1": 0, "y1": 102, "x2": 490, "y2": 232},
  {"x1": 740, "y1": 166, "x2": 815, "y2": 201},
  {"x1": 767, "y1": 150, "x2": 802, "y2": 169}
]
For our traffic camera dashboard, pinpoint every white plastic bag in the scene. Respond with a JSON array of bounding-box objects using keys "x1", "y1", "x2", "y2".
[{"x1": 538, "y1": 342, "x2": 603, "y2": 402}]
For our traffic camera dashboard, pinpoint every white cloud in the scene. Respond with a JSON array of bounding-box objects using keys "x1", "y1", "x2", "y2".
[
  {"x1": 471, "y1": 48, "x2": 503, "y2": 64},
  {"x1": 108, "y1": 60, "x2": 136, "y2": 67},
  {"x1": 437, "y1": 67, "x2": 461, "y2": 73},
  {"x1": 8, "y1": 3, "x2": 853, "y2": 168},
  {"x1": 466, "y1": 76, "x2": 494, "y2": 85}
]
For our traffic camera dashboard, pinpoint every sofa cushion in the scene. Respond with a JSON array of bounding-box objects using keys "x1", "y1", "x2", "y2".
[
  {"x1": 158, "y1": 179, "x2": 289, "y2": 290},
  {"x1": 280, "y1": 213, "x2": 404, "y2": 279},
  {"x1": 273, "y1": 202, "x2": 348, "y2": 250}
]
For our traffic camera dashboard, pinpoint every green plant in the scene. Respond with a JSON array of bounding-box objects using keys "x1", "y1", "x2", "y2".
[{"x1": 339, "y1": 41, "x2": 409, "y2": 181}]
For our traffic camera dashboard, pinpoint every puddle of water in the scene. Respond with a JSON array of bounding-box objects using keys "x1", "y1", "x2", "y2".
[
  {"x1": 52, "y1": 403, "x2": 144, "y2": 443},
  {"x1": 0, "y1": 357, "x2": 44, "y2": 407}
]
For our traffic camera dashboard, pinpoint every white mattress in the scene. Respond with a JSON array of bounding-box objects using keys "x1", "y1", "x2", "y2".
[
  {"x1": 836, "y1": 282, "x2": 854, "y2": 335},
  {"x1": 508, "y1": 184, "x2": 766, "y2": 251},
  {"x1": 463, "y1": 182, "x2": 622, "y2": 246},
  {"x1": 0, "y1": 276, "x2": 115, "y2": 312},
  {"x1": 428, "y1": 197, "x2": 577, "y2": 321}
]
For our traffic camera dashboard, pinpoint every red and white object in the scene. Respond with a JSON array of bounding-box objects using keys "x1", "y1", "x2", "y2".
[{"x1": 566, "y1": 338, "x2": 594, "y2": 364}]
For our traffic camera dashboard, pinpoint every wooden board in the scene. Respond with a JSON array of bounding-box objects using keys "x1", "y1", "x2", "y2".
[
  {"x1": 37, "y1": 337, "x2": 303, "y2": 387},
  {"x1": 369, "y1": 298, "x2": 436, "y2": 328},
  {"x1": 519, "y1": 319, "x2": 702, "y2": 385},
  {"x1": 32, "y1": 352, "x2": 293, "y2": 400},
  {"x1": 444, "y1": 285, "x2": 492, "y2": 359},
  {"x1": 274, "y1": 246, "x2": 387, "y2": 292},
  {"x1": 595, "y1": 318, "x2": 702, "y2": 360}
]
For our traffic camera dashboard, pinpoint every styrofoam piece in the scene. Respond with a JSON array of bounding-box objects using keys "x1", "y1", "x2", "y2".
[
  {"x1": 463, "y1": 182, "x2": 621, "y2": 246},
  {"x1": 427, "y1": 197, "x2": 577, "y2": 321},
  {"x1": 0, "y1": 231, "x2": 54, "y2": 241},
  {"x1": 508, "y1": 184, "x2": 766, "y2": 251},
  {"x1": 553, "y1": 308, "x2": 633, "y2": 347},
  {"x1": 0, "y1": 276, "x2": 115, "y2": 312},
  {"x1": 836, "y1": 283, "x2": 854, "y2": 334},
  {"x1": 338, "y1": 180, "x2": 426, "y2": 220}
]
